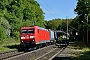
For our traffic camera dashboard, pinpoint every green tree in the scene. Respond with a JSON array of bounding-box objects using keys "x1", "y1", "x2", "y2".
[
  {"x1": 0, "y1": 21, "x2": 6, "y2": 41},
  {"x1": 0, "y1": 0, "x2": 45, "y2": 40},
  {"x1": 74, "y1": 0, "x2": 90, "y2": 42},
  {"x1": 74, "y1": 0, "x2": 90, "y2": 27},
  {"x1": 23, "y1": 0, "x2": 44, "y2": 27},
  {"x1": 47, "y1": 18, "x2": 62, "y2": 30},
  {"x1": 0, "y1": 17, "x2": 11, "y2": 36}
]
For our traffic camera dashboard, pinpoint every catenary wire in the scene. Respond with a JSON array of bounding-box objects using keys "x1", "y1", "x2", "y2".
[
  {"x1": 37, "y1": 0, "x2": 56, "y2": 19},
  {"x1": 43, "y1": 0, "x2": 58, "y2": 17}
]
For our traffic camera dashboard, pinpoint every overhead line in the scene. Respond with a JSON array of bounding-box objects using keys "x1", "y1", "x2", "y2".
[
  {"x1": 37, "y1": 0, "x2": 56, "y2": 19},
  {"x1": 69, "y1": 25, "x2": 78, "y2": 31},
  {"x1": 43, "y1": 0, "x2": 58, "y2": 17}
]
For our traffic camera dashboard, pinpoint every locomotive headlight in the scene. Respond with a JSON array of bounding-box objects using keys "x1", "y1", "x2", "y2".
[
  {"x1": 21, "y1": 40, "x2": 24, "y2": 43},
  {"x1": 30, "y1": 36, "x2": 34, "y2": 38},
  {"x1": 21, "y1": 37, "x2": 25, "y2": 39},
  {"x1": 33, "y1": 40, "x2": 34, "y2": 41}
]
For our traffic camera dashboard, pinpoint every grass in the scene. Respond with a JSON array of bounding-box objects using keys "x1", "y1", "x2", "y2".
[
  {"x1": 0, "y1": 38, "x2": 20, "y2": 52},
  {"x1": 70, "y1": 48, "x2": 90, "y2": 60},
  {"x1": 69, "y1": 41, "x2": 90, "y2": 60}
]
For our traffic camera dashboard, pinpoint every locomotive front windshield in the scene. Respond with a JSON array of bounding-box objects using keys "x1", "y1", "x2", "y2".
[{"x1": 21, "y1": 29, "x2": 34, "y2": 34}]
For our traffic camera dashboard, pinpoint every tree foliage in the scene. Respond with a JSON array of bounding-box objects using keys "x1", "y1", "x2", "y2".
[
  {"x1": 71, "y1": 0, "x2": 90, "y2": 42},
  {"x1": 1, "y1": 17, "x2": 11, "y2": 36},
  {"x1": 0, "y1": 0, "x2": 44, "y2": 41},
  {"x1": 74, "y1": 0, "x2": 89, "y2": 15},
  {"x1": 74, "y1": 0, "x2": 90, "y2": 23},
  {"x1": 0, "y1": 21, "x2": 6, "y2": 40},
  {"x1": 46, "y1": 18, "x2": 72, "y2": 31}
]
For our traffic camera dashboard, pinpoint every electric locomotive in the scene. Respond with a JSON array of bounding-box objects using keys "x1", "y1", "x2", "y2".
[{"x1": 20, "y1": 26, "x2": 50, "y2": 49}]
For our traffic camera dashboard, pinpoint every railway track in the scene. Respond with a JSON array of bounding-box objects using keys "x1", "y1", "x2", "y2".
[
  {"x1": 0, "y1": 45, "x2": 55, "y2": 60},
  {"x1": 0, "y1": 42, "x2": 70, "y2": 60},
  {"x1": 35, "y1": 47, "x2": 65, "y2": 60},
  {"x1": 35, "y1": 42, "x2": 72, "y2": 60},
  {"x1": 0, "y1": 50, "x2": 24, "y2": 60}
]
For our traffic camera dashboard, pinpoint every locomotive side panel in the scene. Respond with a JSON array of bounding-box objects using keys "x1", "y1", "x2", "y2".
[{"x1": 37, "y1": 28, "x2": 50, "y2": 44}]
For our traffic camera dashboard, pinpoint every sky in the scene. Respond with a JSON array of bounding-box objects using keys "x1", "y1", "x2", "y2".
[{"x1": 36, "y1": 0, "x2": 77, "y2": 20}]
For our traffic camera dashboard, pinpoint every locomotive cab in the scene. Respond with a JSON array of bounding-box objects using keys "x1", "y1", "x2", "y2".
[{"x1": 20, "y1": 27, "x2": 36, "y2": 48}]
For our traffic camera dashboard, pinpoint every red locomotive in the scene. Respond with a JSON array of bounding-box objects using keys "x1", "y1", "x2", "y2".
[{"x1": 20, "y1": 26, "x2": 53, "y2": 49}]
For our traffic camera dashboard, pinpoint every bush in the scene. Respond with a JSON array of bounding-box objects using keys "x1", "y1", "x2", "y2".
[
  {"x1": 13, "y1": 31, "x2": 20, "y2": 41},
  {"x1": 0, "y1": 25, "x2": 6, "y2": 41}
]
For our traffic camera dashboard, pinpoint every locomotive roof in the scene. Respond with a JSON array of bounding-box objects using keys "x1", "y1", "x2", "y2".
[
  {"x1": 38, "y1": 27, "x2": 47, "y2": 30},
  {"x1": 21, "y1": 26, "x2": 34, "y2": 29},
  {"x1": 21, "y1": 26, "x2": 48, "y2": 31}
]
